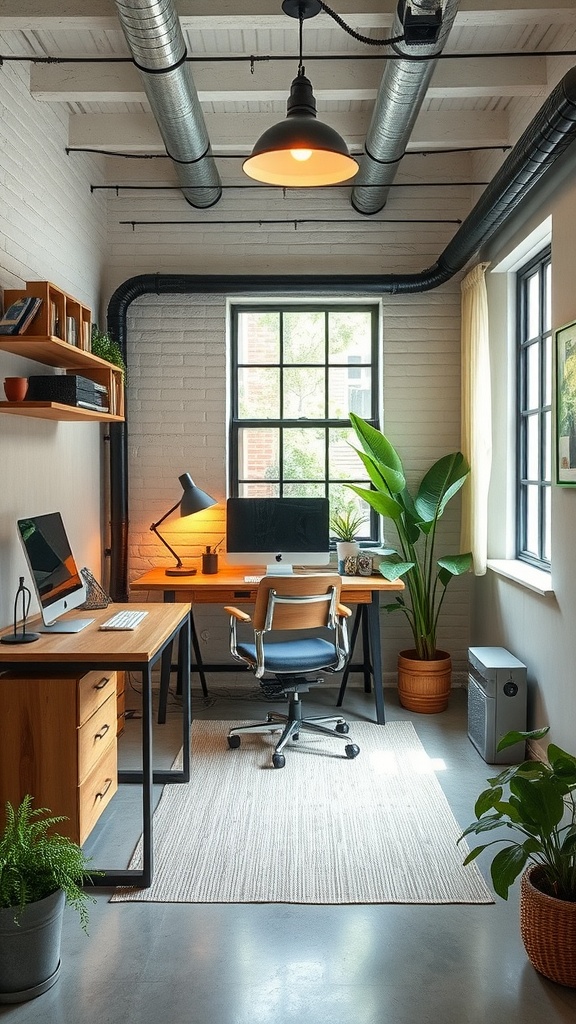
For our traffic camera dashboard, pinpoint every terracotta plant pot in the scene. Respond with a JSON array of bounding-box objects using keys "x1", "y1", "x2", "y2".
[
  {"x1": 397, "y1": 649, "x2": 452, "y2": 714},
  {"x1": 3, "y1": 377, "x2": 28, "y2": 402},
  {"x1": 520, "y1": 865, "x2": 576, "y2": 987}
]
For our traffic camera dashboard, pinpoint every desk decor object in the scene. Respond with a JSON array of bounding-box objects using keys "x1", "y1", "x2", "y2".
[
  {"x1": 150, "y1": 472, "x2": 217, "y2": 576},
  {"x1": 3, "y1": 377, "x2": 28, "y2": 402},
  {"x1": 80, "y1": 566, "x2": 112, "y2": 609},
  {"x1": 0, "y1": 577, "x2": 39, "y2": 645}
]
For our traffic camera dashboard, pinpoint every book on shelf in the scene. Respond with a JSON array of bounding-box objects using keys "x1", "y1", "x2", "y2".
[{"x1": 0, "y1": 296, "x2": 43, "y2": 335}]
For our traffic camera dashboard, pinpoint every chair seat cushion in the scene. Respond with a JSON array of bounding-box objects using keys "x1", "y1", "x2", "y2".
[{"x1": 236, "y1": 637, "x2": 339, "y2": 674}]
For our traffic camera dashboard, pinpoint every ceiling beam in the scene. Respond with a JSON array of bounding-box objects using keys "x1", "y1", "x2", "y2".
[
  {"x1": 30, "y1": 56, "x2": 548, "y2": 104},
  {"x1": 68, "y1": 109, "x2": 510, "y2": 154}
]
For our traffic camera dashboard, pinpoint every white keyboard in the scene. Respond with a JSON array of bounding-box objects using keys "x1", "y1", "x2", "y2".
[
  {"x1": 99, "y1": 609, "x2": 149, "y2": 631},
  {"x1": 243, "y1": 575, "x2": 263, "y2": 583}
]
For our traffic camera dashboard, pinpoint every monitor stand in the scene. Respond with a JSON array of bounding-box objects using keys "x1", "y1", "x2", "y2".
[
  {"x1": 265, "y1": 564, "x2": 293, "y2": 575},
  {"x1": 40, "y1": 618, "x2": 95, "y2": 633}
]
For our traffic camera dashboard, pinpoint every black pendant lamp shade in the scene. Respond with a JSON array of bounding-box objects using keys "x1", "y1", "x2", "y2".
[{"x1": 243, "y1": 0, "x2": 359, "y2": 187}]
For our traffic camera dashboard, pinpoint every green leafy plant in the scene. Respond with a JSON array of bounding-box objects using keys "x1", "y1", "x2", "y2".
[
  {"x1": 347, "y1": 412, "x2": 472, "y2": 659},
  {"x1": 91, "y1": 326, "x2": 127, "y2": 382},
  {"x1": 458, "y1": 728, "x2": 576, "y2": 902},
  {"x1": 0, "y1": 796, "x2": 97, "y2": 931},
  {"x1": 330, "y1": 504, "x2": 366, "y2": 542}
]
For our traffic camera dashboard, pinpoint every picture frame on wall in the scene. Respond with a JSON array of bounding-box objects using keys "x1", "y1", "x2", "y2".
[{"x1": 555, "y1": 318, "x2": 576, "y2": 485}]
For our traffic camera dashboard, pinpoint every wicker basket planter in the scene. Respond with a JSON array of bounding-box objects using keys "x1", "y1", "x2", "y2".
[
  {"x1": 397, "y1": 649, "x2": 452, "y2": 714},
  {"x1": 520, "y1": 865, "x2": 576, "y2": 987}
]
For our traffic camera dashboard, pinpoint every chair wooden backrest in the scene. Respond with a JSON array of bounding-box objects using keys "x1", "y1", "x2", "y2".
[{"x1": 252, "y1": 574, "x2": 342, "y2": 634}]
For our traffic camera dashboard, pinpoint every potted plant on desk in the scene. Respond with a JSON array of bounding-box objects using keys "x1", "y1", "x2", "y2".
[
  {"x1": 459, "y1": 727, "x2": 576, "y2": 987},
  {"x1": 330, "y1": 504, "x2": 366, "y2": 574},
  {"x1": 0, "y1": 796, "x2": 97, "y2": 1003},
  {"x1": 347, "y1": 413, "x2": 472, "y2": 712}
]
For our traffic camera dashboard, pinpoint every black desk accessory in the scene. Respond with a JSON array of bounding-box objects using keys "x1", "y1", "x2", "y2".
[{"x1": 1, "y1": 576, "x2": 40, "y2": 644}]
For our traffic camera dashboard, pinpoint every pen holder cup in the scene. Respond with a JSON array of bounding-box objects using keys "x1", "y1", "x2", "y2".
[{"x1": 202, "y1": 552, "x2": 218, "y2": 574}]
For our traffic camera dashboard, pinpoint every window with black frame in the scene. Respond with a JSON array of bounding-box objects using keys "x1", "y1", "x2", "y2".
[
  {"x1": 229, "y1": 304, "x2": 380, "y2": 544},
  {"x1": 517, "y1": 247, "x2": 552, "y2": 568}
]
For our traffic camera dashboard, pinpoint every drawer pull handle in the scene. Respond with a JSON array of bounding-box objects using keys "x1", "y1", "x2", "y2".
[
  {"x1": 96, "y1": 778, "x2": 113, "y2": 800},
  {"x1": 94, "y1": 723, "x2": 110, "y2": 740},
  {"x1": 94, "y1": 676, "x2": 110, "y2": 690}
]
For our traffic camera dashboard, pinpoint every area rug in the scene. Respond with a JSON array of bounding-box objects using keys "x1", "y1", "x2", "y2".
[{"x1": 111, "y1": 719, "x2": 493, "y2": 905}]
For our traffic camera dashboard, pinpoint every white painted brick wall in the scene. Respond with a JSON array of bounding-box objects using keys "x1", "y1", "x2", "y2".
[{"x1": 0, "y1": 60, "x2": 108, "y2": 628}]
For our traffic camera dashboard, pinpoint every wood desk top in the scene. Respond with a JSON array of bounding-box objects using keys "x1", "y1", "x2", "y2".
[
  {"x1": 130, "y1": 568, "x2": 403, "y2": 604},
  {"x1": 0, "y1": 602, "x2": 190, "y2": 667}
]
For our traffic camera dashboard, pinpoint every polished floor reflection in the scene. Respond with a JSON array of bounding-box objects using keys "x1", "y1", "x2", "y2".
[{"x1": 3, "y1": 682, "x2": 576, "y2": 1024}]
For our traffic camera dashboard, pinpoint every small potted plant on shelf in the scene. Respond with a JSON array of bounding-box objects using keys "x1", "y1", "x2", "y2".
[
  {"x1": 347, "y1": 412, "x2": 472, "y2": 712},
  {"x1": 90, "y1": 326, "x2": 127, "y2": 382},
  {"x1": 0, "y1": 796, "x2": 97, "y2": 1004},
  {"x1": 459, "y1": 727, "x2": 576, "y2": 988},
  {"x1": 330, "y1": 504, "x2": 366, "y2": 574}
]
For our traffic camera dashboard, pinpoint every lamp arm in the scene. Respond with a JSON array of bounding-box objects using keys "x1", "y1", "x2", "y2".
[{"x1": 150, "y1": 500, "x2": 184, "y2": 568}]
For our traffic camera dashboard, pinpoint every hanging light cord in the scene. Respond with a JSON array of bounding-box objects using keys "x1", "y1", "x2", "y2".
[{"x1": 318, "y1": 1, "x2": 405, "y2": 47}]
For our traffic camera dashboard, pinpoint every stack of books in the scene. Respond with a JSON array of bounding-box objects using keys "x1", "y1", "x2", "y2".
[{"x1": 0, "y1": 296, "x2": 43, "y2": 336}]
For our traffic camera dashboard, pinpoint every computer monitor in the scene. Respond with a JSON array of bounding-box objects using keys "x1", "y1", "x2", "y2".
[
  {"x1": 17, "y1": 512, "x2": 94, "y2": 633},
  {"x1": 226, "y1": 497, "x2": 330, "y2": 572}
]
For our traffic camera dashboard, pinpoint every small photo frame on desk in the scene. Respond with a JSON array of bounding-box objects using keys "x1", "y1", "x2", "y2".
[{"x1": 555, "y1": 318, "x2": 576, "y2": 485}]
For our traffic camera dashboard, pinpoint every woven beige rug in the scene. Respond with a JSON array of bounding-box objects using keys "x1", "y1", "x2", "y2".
[{"x1": 111, "y1": 719, "x2": 493, "y2": 905}]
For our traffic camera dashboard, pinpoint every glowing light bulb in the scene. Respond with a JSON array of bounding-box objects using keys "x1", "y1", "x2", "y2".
[{"x1": 290, "y1": 149, "x2": 313, "y2": 162}]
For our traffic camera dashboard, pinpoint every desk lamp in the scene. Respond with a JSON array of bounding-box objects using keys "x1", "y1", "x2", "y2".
[{"x1": 150, "y1": 473, "x2": 217, "y2": 576}]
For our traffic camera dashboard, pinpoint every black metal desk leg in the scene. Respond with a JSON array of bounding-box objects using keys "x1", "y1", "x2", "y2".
[
  {"x1": 141, "y1": 661, "x2": 154, "y2": 887},
  {"x1": 366, "y1": 592, "x2": 386, "y2": 724},
  {"x1": 178, "y1": 614, "x2": 191, "y2": 781},
  {"x1": 190, "y1": 610, "x2": 208, "y2": 697},
  {"x1": 337, "y1": 605, "x2": 363, "y2": 707}
]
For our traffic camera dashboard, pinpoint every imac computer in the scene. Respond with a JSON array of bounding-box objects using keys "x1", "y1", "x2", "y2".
[
  {"x1": 17, "y1": 512, "x2": 94, "y2": 633},
  {"x1": 226, "y1": 497, "x2": 330, "y2": 574}
]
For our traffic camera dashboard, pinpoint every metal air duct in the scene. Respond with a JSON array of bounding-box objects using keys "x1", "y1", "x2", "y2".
[
  {"x1": 352, "y1": 0, "x2": 460, "y2": 216},
  {"x1": 114, "y1": 0, "x2": 221, "y2": 208}
]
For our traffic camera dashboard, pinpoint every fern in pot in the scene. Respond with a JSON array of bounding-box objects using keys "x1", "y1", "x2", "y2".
[
  {"x1": 0, "y1": 796, "x2": 97, "y2": 1003},
  {"x1": 347, "y1": 412, "x2": 472, "y2": 712}
]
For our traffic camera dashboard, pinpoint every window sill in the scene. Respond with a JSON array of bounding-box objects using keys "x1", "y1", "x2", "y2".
[{"x1": 486, "y1": 559, "x2": 553, "y2": 596}]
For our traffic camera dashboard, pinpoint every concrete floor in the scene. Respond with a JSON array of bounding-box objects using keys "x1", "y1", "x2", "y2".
[{"x1": 3, "y1": 681, "x2": 576, "y2": 1023}]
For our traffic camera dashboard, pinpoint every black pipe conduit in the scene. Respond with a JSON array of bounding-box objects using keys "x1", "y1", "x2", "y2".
[{"x1": 107, "y1": 67, "x2": 576, "y2": 600}]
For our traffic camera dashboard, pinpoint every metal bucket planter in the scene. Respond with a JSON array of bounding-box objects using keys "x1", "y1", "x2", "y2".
[{"x1": 0, "y1": 889, "x2": 65, "y2": 1003}]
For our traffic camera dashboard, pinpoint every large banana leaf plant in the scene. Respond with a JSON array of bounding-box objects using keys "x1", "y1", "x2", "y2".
[{"x1": 347, "y1": 413, "x2": 473, "y2": 660}]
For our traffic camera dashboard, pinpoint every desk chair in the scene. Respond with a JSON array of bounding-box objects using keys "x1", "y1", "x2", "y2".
[{"x1": 225, "y1": 575, "x2": 360, "y2": 769}]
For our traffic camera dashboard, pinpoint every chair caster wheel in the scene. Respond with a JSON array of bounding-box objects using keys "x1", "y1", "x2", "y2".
[
  {"x1": 335, "y1": 721, "x2": 349, "y2": 734},
  {"x1": 228, "y1": 734, "x2": 241, "y2": 749},
  {"x1": 345, "y1": 743, "x2": 360, "y2": 759},
  {"x1": 272, "y1": 753, "x2": 286, "y2": 769}
]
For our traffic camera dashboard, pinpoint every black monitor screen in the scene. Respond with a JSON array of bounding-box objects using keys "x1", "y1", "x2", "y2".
[
  {"x1": 17, "y1": 512, "x2": 84, "y2": 617},
  {"x1": 226, "y1": 497, "x2": 329, "y2": 557}
]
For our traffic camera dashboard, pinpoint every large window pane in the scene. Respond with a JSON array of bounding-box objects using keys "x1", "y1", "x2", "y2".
[
  {"x1": 283, "y1": 311, "x2": 324, "y2": 363},
  {"x1": 237, "y1": 427, "x2": 279, "y2": 481},
  {"x1": 237, "y1": 311, "x2": 279, "y2": 364},
  {"x1": 284, "y1": 367, "x2": 325, "y2": 418},
  {"x1": 283, "y1": 427, "x2": 325, "y2": 481},
  {"x1": 238, "y1": 367, "x2": 279, "y2": 418},
  {"x1": 328, "y1": 311, "x2": 372, "y2": 363}
]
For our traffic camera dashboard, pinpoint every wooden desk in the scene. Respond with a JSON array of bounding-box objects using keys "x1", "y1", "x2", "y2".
[
  {"x1": 0, "y1": 603, "x2": 191, "y2": 889},
  {"x1": 131, "y1": 569, "x2": 403, "y2": 725}
]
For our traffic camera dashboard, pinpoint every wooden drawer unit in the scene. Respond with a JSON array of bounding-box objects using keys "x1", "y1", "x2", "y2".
[{"x1": 0, "y1": 668, "x2": 118, "y2": 845}]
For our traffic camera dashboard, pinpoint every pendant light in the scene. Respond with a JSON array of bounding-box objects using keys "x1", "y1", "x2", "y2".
[{"x1": 243, "y1": 0, "x2": 359, "y2": 187}]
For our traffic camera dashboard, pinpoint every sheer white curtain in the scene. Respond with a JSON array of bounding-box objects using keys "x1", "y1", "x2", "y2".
[{"x1": 460, "y1": 262, "x2": 492, "y2": 575}]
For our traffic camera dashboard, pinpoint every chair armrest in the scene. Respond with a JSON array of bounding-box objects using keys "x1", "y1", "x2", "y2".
[
  {"x1": 337, "y1": 603, "x2": 352, "y2": 618},
  {"x1": 224, "y1": 606, "x2": 252, "y2": 622}
]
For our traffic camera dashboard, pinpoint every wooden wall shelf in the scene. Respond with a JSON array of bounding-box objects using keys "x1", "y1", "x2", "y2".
[
  {"x1": 0, "y1": 302, "x2": 125, "y2": 422},
  {"x1": 0, "y1": 401, "x2": 123, "y2": 422}
]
